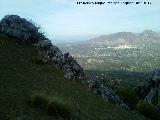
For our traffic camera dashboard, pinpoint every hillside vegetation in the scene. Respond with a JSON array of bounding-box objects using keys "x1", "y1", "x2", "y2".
[
  {"x1": 58, "y1": 31, "x2": 160, "y2": 88},
  {"x1": 0, "y1": 35, "x2": 148, "y2": 120}
]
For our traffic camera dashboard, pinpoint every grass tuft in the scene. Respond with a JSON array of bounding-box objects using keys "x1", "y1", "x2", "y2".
[
  {"x1": 137, "y1": 101, "x2": 160, "y2": 120},
  {"x1": 116, "y1": 87, "x2": 140, "y2": 109},
  {"x1": 30, "y1": 93, "x2": 49, "y2": 109},
  {"x1": 46, "y1": 97, "x2": 72, "y2": 118},
  {"x1": 31, "y1": 56, "x2": 44, "y2": 64}
]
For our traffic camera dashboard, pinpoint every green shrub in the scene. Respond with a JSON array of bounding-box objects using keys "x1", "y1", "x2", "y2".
[
  {"x1": 116, "y1": 87, "x2": 140, "y2": 109},
  {"x1": 31, "y1": 56, "x2": 44, "y2": 64},
  {"x1": 30, "y1": 94, "x2": 75, "y2": 119},
  {"x1": 46, "y1": 98, "x2": 72, "y2": 118},
  {"x1": 30, "y1": 94, "x2": 49, "y2": 109},
  {"x1": 137, "y1": 101, "x2": 160, "y2": 120}
]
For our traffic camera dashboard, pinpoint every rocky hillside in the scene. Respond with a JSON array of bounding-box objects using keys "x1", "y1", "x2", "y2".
[
  {"x1": 0, "y1": 15, "x2": 130, "y2": 107},
  {"x1": 0, "y1": 15, "x2": 86, "y2": 80},
  {"x1": 0, "y1": 15, "x2": 149, "y2": 120}
]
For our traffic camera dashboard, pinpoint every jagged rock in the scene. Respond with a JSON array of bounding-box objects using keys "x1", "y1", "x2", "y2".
[
  {"x1": 62, "y1": 52, "x2": 84, "y2": 80},
  {"x1": 0, "y1": 15, "x2": 47, "y2": 43},
  {"x1": 87, "y1": 76, "x2": 129, "y2": 109},
  {"x1": 35, "y1": 41, "x2": 84, "y2": 80},
  {"x1": 135, "y1": 82, "x2": 152, "y2": 100},
  {"x1": 35, "y1": 40, "x2": 52, "y2": 50},
  {"x1": 136, "y1": 69, "x2": 160, "y2": 107},
  {"x1": 144, "y1": 88, "x2": 156, "y2": 103},
  {"x1": 50, "y1": 45, "x2": 63, "y2": 56},
  {"x1": 157, "y1": 104, "x2": 160, "y2": 112},
  {"x1": 144, "y1": 70, "x2": 160, "y2": 105},
  {"x1": 64, "y1": 71, "x2": 75, "y2": 80}
]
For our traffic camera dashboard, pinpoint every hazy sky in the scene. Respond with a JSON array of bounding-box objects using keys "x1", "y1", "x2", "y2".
[{"x1": 0, "y1": 0, "x2": 160, "y2": 43}]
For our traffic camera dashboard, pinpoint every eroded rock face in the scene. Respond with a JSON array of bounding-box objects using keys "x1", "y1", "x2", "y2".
[
  {"x1": 35, "y1": 41, "x2": 85, "y2": 80},
  {"x1": 144, "y1": 70, "x2": 160, "y2": 105},
  {"x1": 0, "y1": 15, "x2": 47, "y2": 43},
  {"x1": 62, "y1": 52, "x2": 84, "y2": 80},
  {"x1": 87, "y1": 76, "x2": 129, "y2": 109},
  {"x1": 135, "y1": 69, "x2": 160, "y2": 109}
]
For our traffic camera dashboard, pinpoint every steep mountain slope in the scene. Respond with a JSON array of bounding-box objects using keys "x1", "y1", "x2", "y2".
[{"x1": 0, "y1": 34, "x2": 148, "y2": 119}]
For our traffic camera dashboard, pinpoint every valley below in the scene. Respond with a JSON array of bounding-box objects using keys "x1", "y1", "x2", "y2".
[{"x1": 58, "y1": 30, "x2": 160, "y2": 88}]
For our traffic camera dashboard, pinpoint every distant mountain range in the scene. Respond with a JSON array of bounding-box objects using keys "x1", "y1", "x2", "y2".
[
  {"x1": 57, "y1": 30, "x2": 160, "y2": 72},
  {"x1": 81, "y1": 32, "x2": 141, "y2": 46},
  {"x1": 58, "y1": 30, "x2": 160, "y2": 49}
]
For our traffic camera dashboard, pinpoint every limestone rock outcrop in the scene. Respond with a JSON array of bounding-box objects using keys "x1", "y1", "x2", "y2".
[
  {"x1": 35, "y1": 40, "x2": 85, "y2": 80},
  {"x1": 87, "y1": 76, "x2": 129, "y2": 109},
  {"x1": 0, "y1": 15, "x2": 47, "y2": 43}
]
